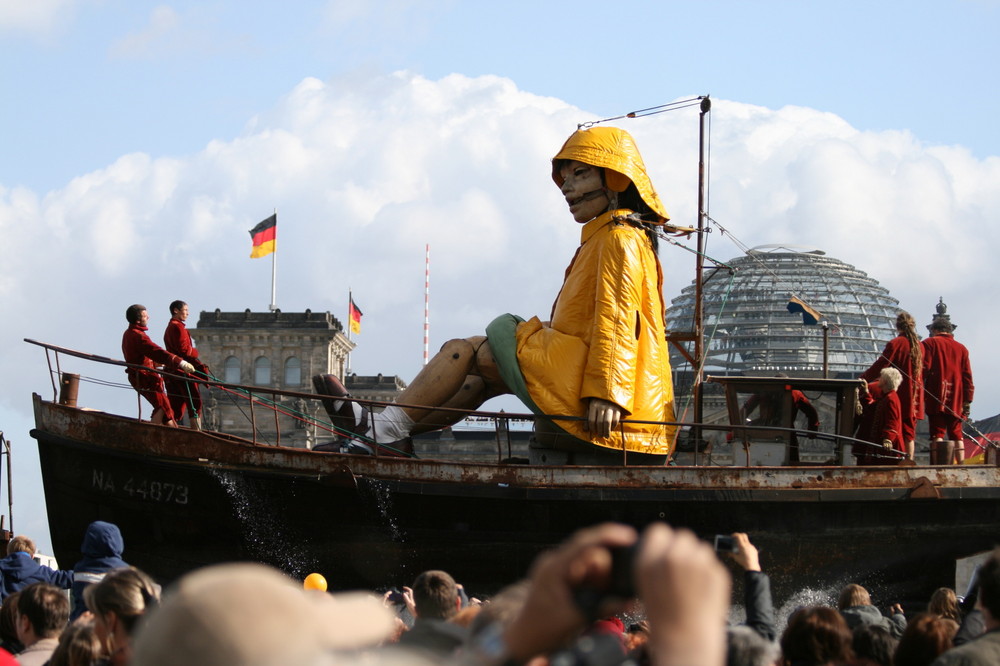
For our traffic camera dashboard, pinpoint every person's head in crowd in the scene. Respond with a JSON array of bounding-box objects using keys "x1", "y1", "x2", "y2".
[
  {"x1": 927, "y1": 587, "x2": 961, "y2": 622},
  {"x1": 48, "y1": 621, "x2": 103, "y2": 666},
  {"x1": 84, "y1": 567, "x2": 160, "y2": 666},
  {"x1": 892, "y1": 612, "x2": 957, "y2": 666},
  {"x1": 851, "y1": 623, "x2": 897, "y2": 666},
  {"x1": 130, "y1": 562, "x2": 395, "y2": 666},
  {"x1": 977, "y1": 547, "x2": 1000, "y2": 628},
  {"x1": 726, "y1": 625, "x2": 779, "y2": 666},
  {"x1": 6, "y1": 535, "x2": 36, "y2": 557},
  {"x1": 0, "y1": 592, "x2": 23, "y2": 654},
  {"x1": 411, "y1": 570, "x2": 460, "y2": 620},
  {"x1": 780, "y1": 606, "x2": 854, "y2": 666},
  {"x1": 838, "y1": 583, "x2": 873, "y2": 610},
  {"x1": 16, "y1": 582, "x2": 69, "y2": 646}
]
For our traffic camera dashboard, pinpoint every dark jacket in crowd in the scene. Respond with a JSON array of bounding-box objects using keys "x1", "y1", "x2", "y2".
[
  {"x1": 70, "y1": 521, "x2": 128, "y2": 620},
  {"x1": 931, "y1": 626, "x2": 1000, "y2": 665},
  {"x1": 0, "y1": 552, "x2": 72, "y2": 600},
  {"x1": 840, "y1": 603, "x2": 907, "y2": 638},
  {"x1": 743, "y1": 570, "x2": 777, "y2": 642},
  {"x1": 953, "y1": 609, "x2": 987, "y2": 647}
]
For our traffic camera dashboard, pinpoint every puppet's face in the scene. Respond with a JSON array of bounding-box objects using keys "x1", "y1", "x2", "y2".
[{"x1": 559, "y1": 160, "x2": 609, "y2": 223}]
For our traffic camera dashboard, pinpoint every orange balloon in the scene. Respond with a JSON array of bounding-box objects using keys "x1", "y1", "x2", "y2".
[{"x1": 303, "y1": 573, "x2": 327, "y2": 592}]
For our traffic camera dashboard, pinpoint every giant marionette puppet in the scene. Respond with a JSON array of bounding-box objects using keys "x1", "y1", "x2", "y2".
[{"x1": 316, "y1": 126, "x2": 683, "y2": 462}]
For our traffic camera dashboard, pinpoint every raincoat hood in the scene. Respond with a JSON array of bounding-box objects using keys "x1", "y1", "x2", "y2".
[
  {"x1": 78, "y1": 521, "x2": 125, "y2": 562},
  {"x1": 551, "y1": 126, "x2": 670, "y2": 223}
]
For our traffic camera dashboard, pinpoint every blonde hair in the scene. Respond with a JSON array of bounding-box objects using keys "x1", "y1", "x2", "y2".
[
  {"x1": 84, "y1": 567, "x2": 160, "y2": 637},
  {"x1": 928, "y1": 587, "x2": 962, "y2": 621},
  {"x1": 896, "y1": 311, "x2": 923, "y2": 382},
  {"x1": 48, "y1": 622, "x2": 102, "y2": 666},
  {"x1": 6, "y1": 535, "x2": 35, "y2": 556},
  {"x1": 837, "y1": 583, "x2": 871, "y2": 609}
]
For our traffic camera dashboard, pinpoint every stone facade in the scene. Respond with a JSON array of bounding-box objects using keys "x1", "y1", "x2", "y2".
[
  {"x1": 189, "y1": 309, "x2": 360, "y2": 449},
  {"x1": 344, "y1": 373, "x2": 408, "y2": 404}
]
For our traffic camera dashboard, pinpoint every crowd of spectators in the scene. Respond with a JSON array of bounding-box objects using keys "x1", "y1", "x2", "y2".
[{"x1": 0, "y1": 521, "x2": 997, "y2": 666}]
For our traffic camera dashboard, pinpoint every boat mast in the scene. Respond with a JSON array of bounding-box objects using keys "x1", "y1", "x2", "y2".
[{"x1": 692, "y1": 97, "x2": 710, "y2": 456}]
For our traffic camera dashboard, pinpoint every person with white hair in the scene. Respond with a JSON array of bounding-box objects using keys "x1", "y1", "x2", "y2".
[{"x1": 857, "y1": 367, "x2": 906, "y2": 465}]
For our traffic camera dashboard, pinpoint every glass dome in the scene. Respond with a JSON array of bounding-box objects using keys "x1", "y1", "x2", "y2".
[{"x1": 666, "y1": 244, "x2": 900, "y2": 390}]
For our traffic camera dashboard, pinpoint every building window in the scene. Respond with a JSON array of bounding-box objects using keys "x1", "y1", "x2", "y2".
[
  {"x1": 284, "y1": 357, "x2": 302, "y2": 387},
  {"x1": 224, "y1": 356, "x2": 241, "y2": 384},
  {"x1": 254, "y1": 356, "x2": 271, "y2": 385}
]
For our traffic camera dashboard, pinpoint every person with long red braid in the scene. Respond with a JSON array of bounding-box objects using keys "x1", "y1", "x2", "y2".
[
  {"x1": 122, "y1": 304, "x2": 194, "y2": 427},
  {"x1": 861, "y1": 311, "x2": 924, "y2": 461}
]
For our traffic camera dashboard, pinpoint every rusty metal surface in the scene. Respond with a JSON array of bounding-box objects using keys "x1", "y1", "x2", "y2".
[{"x1": 33, "y1": 395, "x2": 1000, "y2": 496}]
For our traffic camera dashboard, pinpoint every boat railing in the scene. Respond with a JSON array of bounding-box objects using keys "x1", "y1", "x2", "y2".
[
  {"x1": 26, "y1": 338, "x2": 539, "y2": 460},
  {"x1": 26, "y1": 338, "x2": 904, "y2": 466}
]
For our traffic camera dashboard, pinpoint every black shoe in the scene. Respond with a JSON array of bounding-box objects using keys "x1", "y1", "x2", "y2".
[
  {"x1": 312, "y1": 437, "x2": 415, "y2": 458},
  {"x1": 312, "y1": 374, "x2": 369, "y2": 438}
]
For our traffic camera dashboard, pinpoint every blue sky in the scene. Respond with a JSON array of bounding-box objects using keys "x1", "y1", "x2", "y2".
[
  {"x1": 6, "y1": 1, "x2": 999, "y2": 192},
  {"x1": 2, "y1": 0, "x2": 999, "y2": 555}
]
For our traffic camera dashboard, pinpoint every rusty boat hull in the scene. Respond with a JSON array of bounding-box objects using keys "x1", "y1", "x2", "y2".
[{"x1": 31, "y1": 394, "x2": 1000, "y2": 604}]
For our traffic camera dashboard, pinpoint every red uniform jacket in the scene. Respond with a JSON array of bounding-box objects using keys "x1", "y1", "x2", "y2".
[
  {"x1": 164, "y1": 319, "x2": 206, "y2": 371},
  {"x1": 921, "y1": 333, "x2": 974, "y2": 417},
  {"x1": 857, "y1": 382, "x2": 904, "y2": 463},
  {"x1": 861, "y1": 335, "x2": 924, "y2": 422},
  {"x1": 122, "y1": 324, "x2": 183, "y2": 389}
]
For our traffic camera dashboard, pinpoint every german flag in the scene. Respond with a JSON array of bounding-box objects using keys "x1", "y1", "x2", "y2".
[
  {"x1": 349, "y1": 296, "x2": 363, "y2": 334},
  {"x1": 249, "y1": 214, "x2": 276, "y2": 258}
]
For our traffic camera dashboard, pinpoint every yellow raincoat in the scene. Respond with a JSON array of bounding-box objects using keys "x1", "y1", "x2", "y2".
[{"x1": 488, "y1": 127, "x2": 676, "y2": 455}]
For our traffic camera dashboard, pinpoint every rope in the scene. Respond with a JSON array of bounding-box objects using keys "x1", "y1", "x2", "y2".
[{"x1": 577, "y1": 96, "x2": 707, "y2": 129}]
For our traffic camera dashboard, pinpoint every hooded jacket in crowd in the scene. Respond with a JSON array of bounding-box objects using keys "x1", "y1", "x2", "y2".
[
  {"x1": 70, "y1": 521, "x2": 128, "y2": 620},
  {"x1": 0, "y1": 551, "x2": 72, "y2": 600}
]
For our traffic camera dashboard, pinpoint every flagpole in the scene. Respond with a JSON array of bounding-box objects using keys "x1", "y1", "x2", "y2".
[
  {"x1": 423, "y1": 243, "x2": 430, "y2": 367},
  {"x1": 269, "y1": 208, "x2": 277, "y2": 311},
  {"x1": 346, "y1": 288, "x2": 353, "y2": 375}
]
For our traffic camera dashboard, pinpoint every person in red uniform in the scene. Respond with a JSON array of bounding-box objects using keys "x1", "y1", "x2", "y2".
[
  {"x1": 856, "y1": 368, "x2": 905, "y2": 465},
  {"x1": 122, "y1": 304, "x2": 194, "y2": 427},
  {"x1": 739, "y1": 375, "x2": 820, "y2": 465},
  {"x1": 922, "y1": 318, "x2": 974, "y2": 464},
  {"x1": 163, "y1": 300, "x2": 209, "y2": 429},
  {"x1": 860, "y1": 312, "x2": 924, "y2": 460}
]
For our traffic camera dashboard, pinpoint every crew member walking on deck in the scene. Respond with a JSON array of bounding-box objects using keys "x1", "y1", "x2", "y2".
[
  {"x1": 122, "y1": 304, "x2": 194, "y2": 427},
  {"x1": 861, "y1": 312, "x2": 924, "y2": 460},
  {"x1": 163, "y1": 300, "x2": 208, "y2": 429},
  {"x1": 922, "y1": 317, "x2": 974, "y2": 464}
]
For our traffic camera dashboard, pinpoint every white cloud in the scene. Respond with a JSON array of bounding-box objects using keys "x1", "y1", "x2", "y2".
[
  {"x1": 109, "y1": 5, "x2": 180, "y2": 59},
  {"x1": 0, "y1": 0, "x2": 77, "y2": 36}
]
